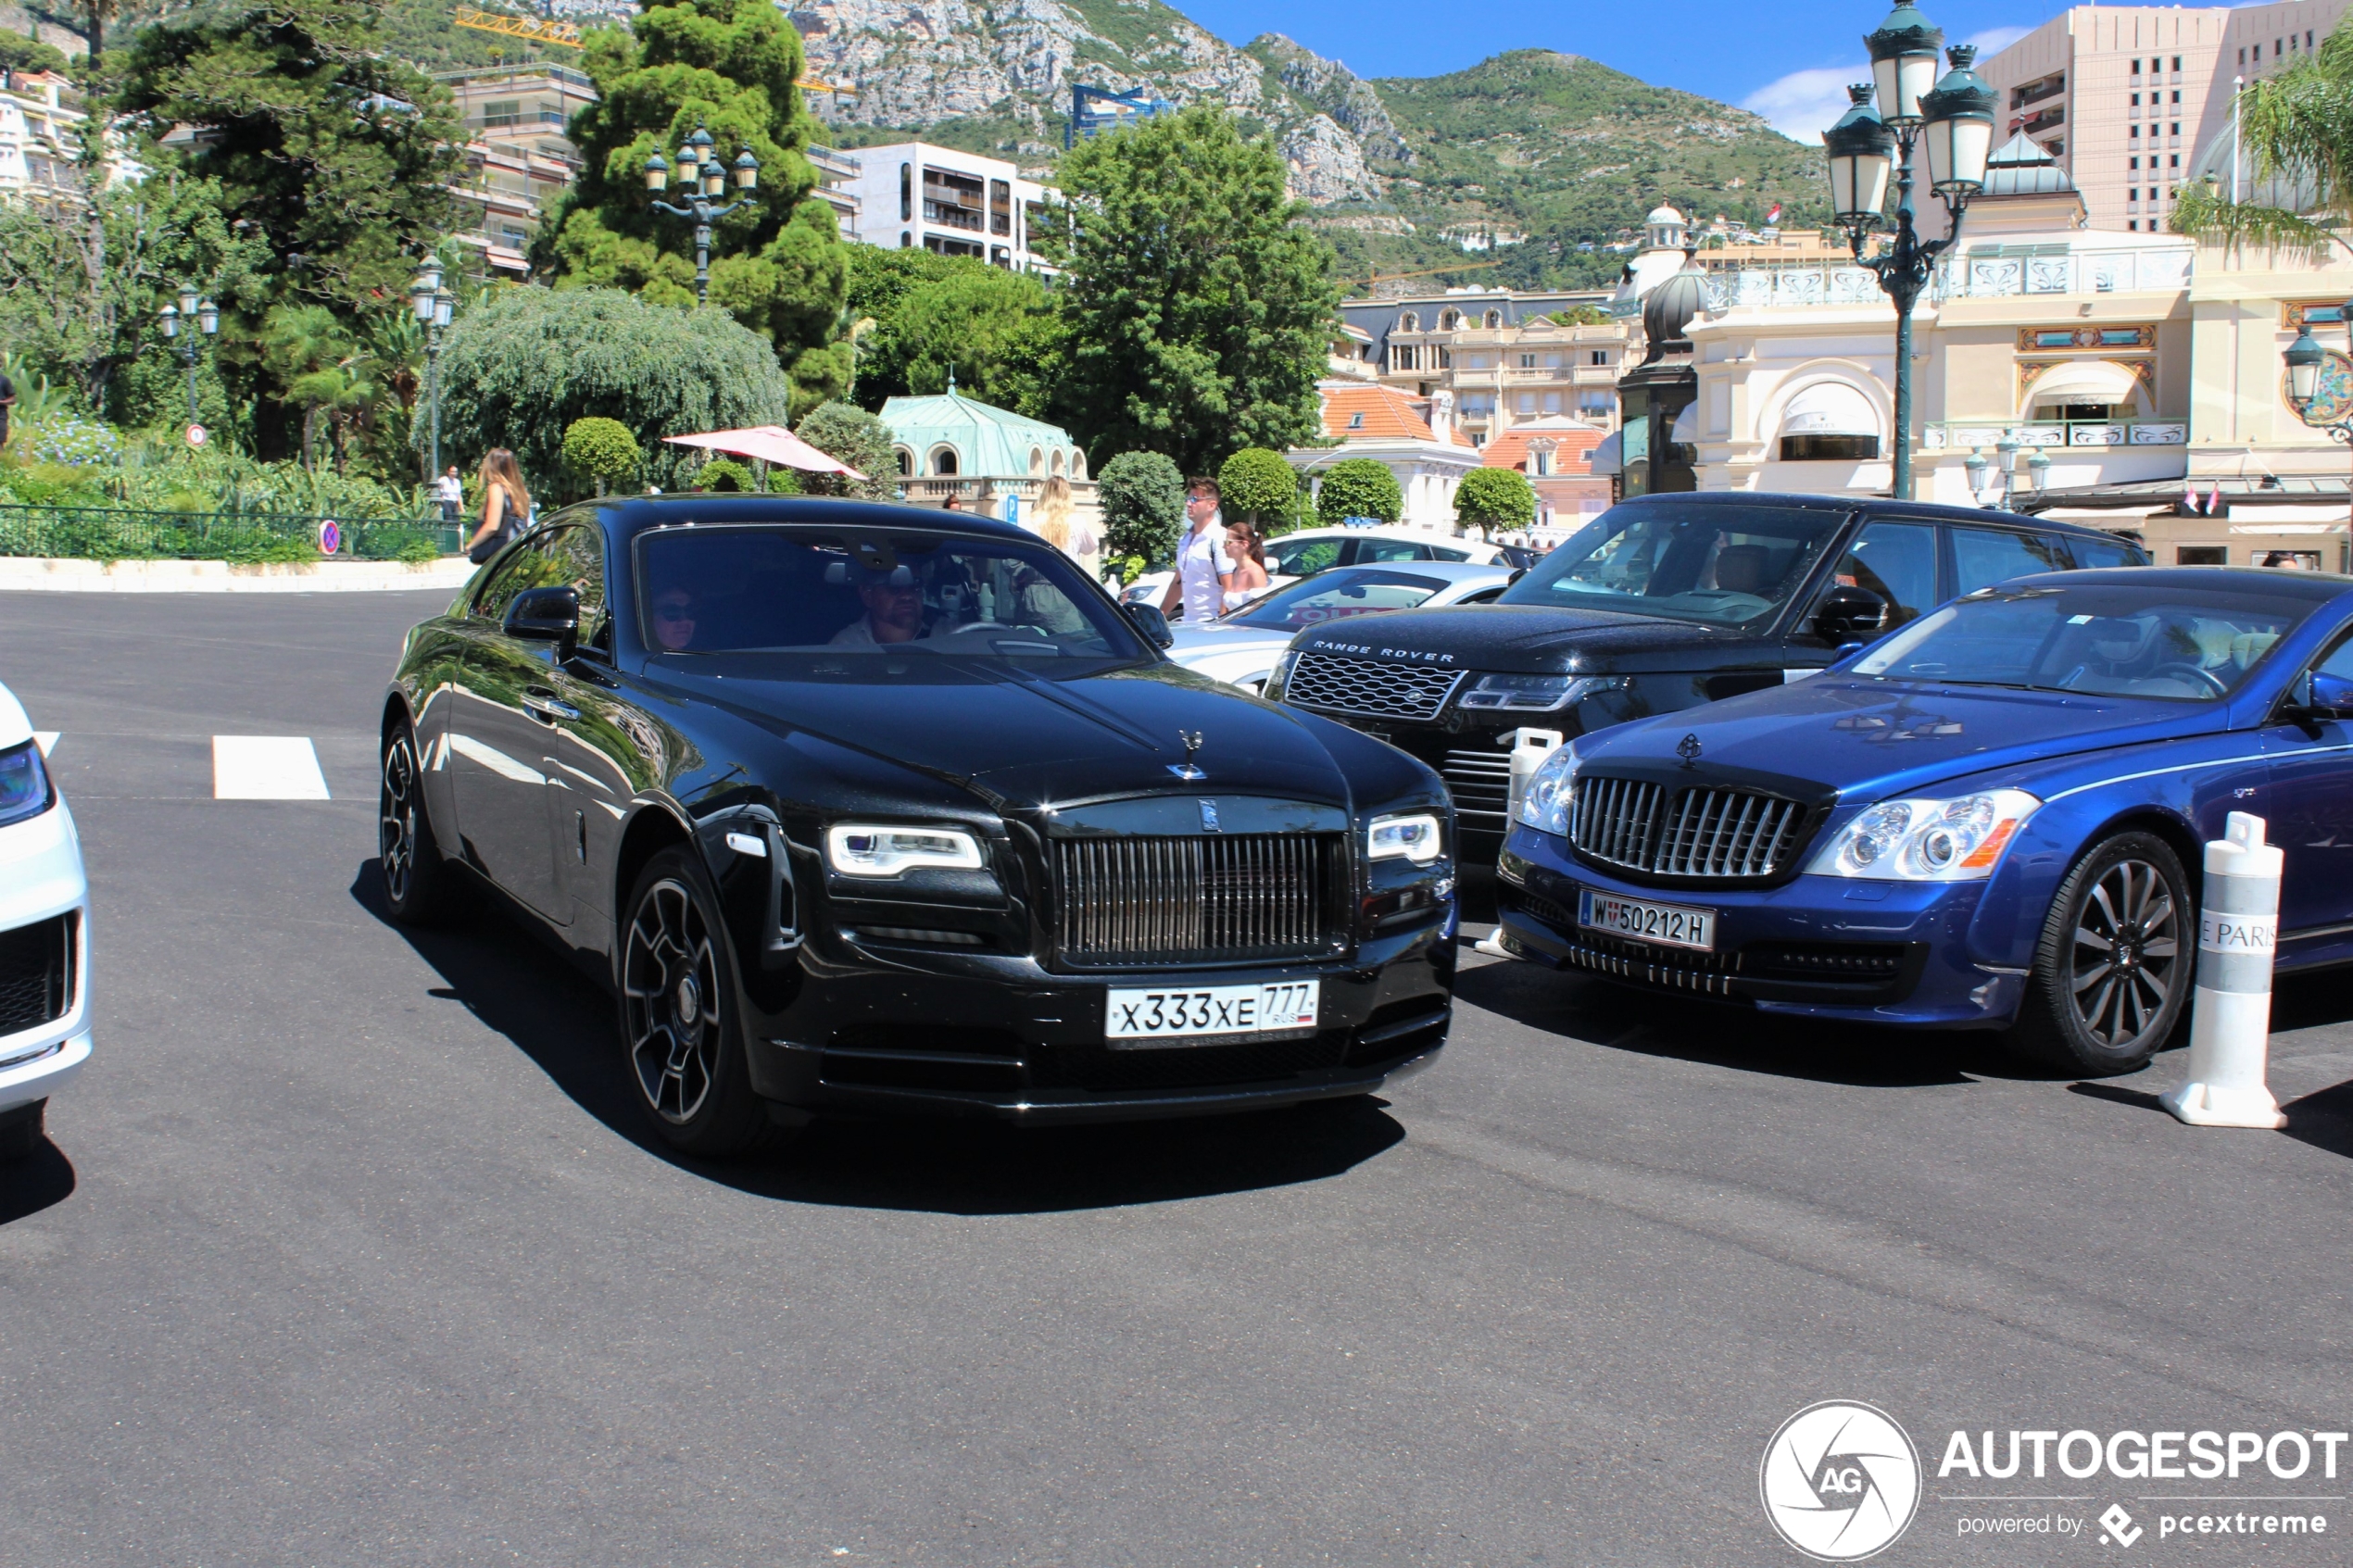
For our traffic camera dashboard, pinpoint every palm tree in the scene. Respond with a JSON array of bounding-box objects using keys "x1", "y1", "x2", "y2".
[
  {"x1": 2172, "y1": 21, "x2": 2353, "y2": 259},
  {"x1": 261, "y1": 305, "x2": 373, "y2": 471}
]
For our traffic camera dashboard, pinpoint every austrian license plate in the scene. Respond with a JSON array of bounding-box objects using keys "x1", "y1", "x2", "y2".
[
  {"x1": 1578, "y1": 889, "x2": 1717, "y2": 952},
  {"x1": 1104, "y1": 981, "x2": 1321, "y2": 1047}
]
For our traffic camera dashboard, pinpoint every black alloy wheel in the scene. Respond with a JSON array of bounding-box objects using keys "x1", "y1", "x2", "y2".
[
  {"x1": 619, "y1": 847, "x2": 788, "y2": 1158},
  {"x1": 379, "y1": 719, "x2": 452, "y2": 925},
  {"x1": 2007, "y1": 832, "x2": 2191, "y2": 1075}
]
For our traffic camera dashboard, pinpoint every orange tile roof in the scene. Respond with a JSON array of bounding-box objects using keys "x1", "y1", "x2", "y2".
[
  {"x1": 1482, "y1": 420, "x2": 1607, "y2": 474},
  {"x1": 1316, "y1": 383, "x2": 1476, "y2": 445}
]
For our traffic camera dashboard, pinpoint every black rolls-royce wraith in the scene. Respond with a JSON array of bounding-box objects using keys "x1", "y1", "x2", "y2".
[{"x1": 381, "y1": 496, "x2": 1456, "y2": 1155}]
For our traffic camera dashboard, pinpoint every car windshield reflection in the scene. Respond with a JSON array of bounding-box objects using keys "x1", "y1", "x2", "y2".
[
  {"x1": 637, "y1": 524, "x2": 1144, "y2": 669},
  {"x1": 1226, "y1": 568, "x2": 1450, "y2": 631},
  {"x1": 1852, "y1": 582, "x2": 2319, "y2": 701},
  {"x1": 1496, "y1": 504, "x2": 1842, "y2": 629}
]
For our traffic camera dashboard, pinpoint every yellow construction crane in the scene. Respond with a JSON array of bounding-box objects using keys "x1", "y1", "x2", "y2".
[
  {"x1": 1358, "y1": 257, "x2": 1506, "y2": 294},
  {"x1": 452, "y1": 4, "x2": 848, "y2": 92}
]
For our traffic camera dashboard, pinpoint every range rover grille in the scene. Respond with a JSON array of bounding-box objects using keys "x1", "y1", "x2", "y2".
[
  {"x1": 1284, "y1": 651, "x2": 1465, "y2": 722},
  {"x1": 1570, "y1": 775, "x2": 1809, "y2": 881},
  {"x1": 1053, "y1": 834, "x2": 1343, "y2": 966}
]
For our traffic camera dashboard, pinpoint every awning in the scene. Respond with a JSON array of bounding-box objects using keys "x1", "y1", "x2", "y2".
[
  {"x1": 2025, "y1": 359, "x2": 2144, "y2": 408},
  {"x1": 2229, "y1": 521, "x2": 2347, "y2": 533},
  {"x1": 1669, "y1": 402, "x2": 1698, "y2": 445},
  {"x1": 1780, "y1": 381, "x2": 1879, "y2": 437},
  {"x1": 1587, "y1": 430, "x2": 1623, "y2": 476},
  {"x1": 664, "y1": 426, "x2": 866, "y2": 479}
]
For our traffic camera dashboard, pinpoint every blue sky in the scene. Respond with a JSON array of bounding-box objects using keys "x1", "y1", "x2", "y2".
[{"x1": 1173, "y1": 0, "x2": 2048, "y2": 142}]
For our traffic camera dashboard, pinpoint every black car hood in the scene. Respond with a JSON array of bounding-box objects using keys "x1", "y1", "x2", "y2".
[
  {"x1": 1293, "y1": 604, "x2": 1780, "y2": 674},
  {"x1": 653, "y1": 655, "x2": 1356, "y2": 807}
]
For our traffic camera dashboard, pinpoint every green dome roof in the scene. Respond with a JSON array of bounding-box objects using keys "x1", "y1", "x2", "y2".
[{"x1": 878, "y1": 383, "x2": 1088, "y2": 480}]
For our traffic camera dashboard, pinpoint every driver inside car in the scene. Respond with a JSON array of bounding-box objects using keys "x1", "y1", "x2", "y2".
[{"x1": 831, "y1": 563, "x2": 928, "y2": 646}]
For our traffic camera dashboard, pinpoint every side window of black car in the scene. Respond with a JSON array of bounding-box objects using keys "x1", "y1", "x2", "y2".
[
  {"x1": 541, "y1": 525, "x2": 610, "y2": 654},
  {"x1": 1950, "y1": 525, "x2": 2070, "y2": 596},
  {"x1": 472, "y1": 536, "x2": 549, "y2": 624},
  {"x1": 1356, "y1": 538, "x2": 1431, "y2": 563},
  {"x1": 1825, "y1": 521, "x2": 1936, "y2": 630}
]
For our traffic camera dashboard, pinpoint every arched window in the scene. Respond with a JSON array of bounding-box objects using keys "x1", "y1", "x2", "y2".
[
  {"x1": 900, "y1": 163, "x2": 912, "y2": 221},
  {"x1": 1775, "y1": 382, "x2": 1881, "y2": 461},
  {"x1": 1050, "y1": 449, "x2": 1066, "y2": 477},
  {"x1": 895, "y1": 447, "x2": 913, "y2": 476},
  {"x1": 1028, "y1": 445, "x2": 1046, "y2": 476},
  {"x1": 1439, "y1": 309, "x2": 1461, "y2": 331},
  {"x1": 1399, "y1": 311, "x2": 1419, "y2": 332},
  {"x1": 900, "y1": 231, "x2": 911, "y2": 248},
  {"x1": 1484, "y1": 309, "x2": 1503, "y2": 328},
  {"x1": 1070, "y1": 448, "x2": 1087, "y2": 479},
  {"x1": 929, "y1": 445, "x2": 960, "y2": 476}
]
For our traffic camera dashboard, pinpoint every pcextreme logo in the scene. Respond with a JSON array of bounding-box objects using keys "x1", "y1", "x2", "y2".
[{"x1": 1759, "y1": 1400, "x2": 1924, "y2": 1562}]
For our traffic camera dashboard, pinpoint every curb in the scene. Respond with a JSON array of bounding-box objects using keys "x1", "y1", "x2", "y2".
[{"x1": 0, "y1": 557, "x2": 478, "y2": 594}]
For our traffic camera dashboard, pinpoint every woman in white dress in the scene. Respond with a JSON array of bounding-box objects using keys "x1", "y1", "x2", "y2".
[{"x1": 1030, "y1": 475, "x2": 1101, "y2": 583}]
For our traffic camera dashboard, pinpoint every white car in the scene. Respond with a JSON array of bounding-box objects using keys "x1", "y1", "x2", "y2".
[
  {"x1": 0, "y1": 686, "x2": 89, "y2": 1160},
  {"x1": 1164, "y1": 560, "x2": 1519, "y2": 693},
  {"x1": 1121, "y1": 526, "x2": 1536, "y2": 620}
]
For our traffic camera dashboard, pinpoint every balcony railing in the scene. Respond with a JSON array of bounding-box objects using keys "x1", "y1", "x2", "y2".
[
  {"x1": 1921, "y1": 420, "x2": 2188, "y2": 450},
  {"x1": 1700, "y1": 245, "x2": 2196, "y2": 311}
]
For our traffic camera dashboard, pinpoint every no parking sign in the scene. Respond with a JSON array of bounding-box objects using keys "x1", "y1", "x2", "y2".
[{"x1": 317, "y1": 521, "x2": 341, "y2": 556}]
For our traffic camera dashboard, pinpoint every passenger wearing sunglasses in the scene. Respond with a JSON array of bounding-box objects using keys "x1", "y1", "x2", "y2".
[{"x1": 650, "y1": 585, "x2": 699, "y2": 651}]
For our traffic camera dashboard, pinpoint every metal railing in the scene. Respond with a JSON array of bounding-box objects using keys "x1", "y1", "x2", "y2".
[
  {"x1": 1921, "y1": 420, "x2": 2188, "y2": 449},
  {"x1": 0, "y1": 506, "x2": 461, "y2": 561},
  {"x1": 1699, "y1": 245, "x2": 2197, "y2": 312}
]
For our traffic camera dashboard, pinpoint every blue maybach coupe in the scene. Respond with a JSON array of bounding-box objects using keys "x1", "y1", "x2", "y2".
[{"x1": 1497, "y1": 568, "x2": 2353, "y2": 1074}]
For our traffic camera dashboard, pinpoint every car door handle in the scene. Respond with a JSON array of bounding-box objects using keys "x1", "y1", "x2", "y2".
[{"x1": 522, "y1": 689, "x2": 581, "y2": 724}]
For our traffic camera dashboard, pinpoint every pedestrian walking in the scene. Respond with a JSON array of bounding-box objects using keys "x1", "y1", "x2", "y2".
[
  {"x1": 1029, "y1": 474, "x2": 1101, "y2": 583},
  {"x1": 434, "y1": 465, "x2": 463, "y2": 526},
  {"x1": 1222, "y1": 518, "x2": 1268, "y2": 610},
  {"x1": 0, "y1": 367, "x2": 14, "y2": 451},
  {"x1": 1159, "y1": 477, "x2": 1233, "y2": 624},
  {"x1": 466, "y1": 448, "x2": 531, "y2": 564}
]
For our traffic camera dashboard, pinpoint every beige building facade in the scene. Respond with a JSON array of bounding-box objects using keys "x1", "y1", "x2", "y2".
[{"x1": 1339, "y1": 289, "x2": 1627, "y2": 448}]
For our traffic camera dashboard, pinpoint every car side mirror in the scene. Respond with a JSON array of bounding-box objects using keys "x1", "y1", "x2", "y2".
[
  {"x1": 1814, "y1": 584, "x2": 1889, "y2": 645},
  {"x1": 1505, "y1": 567, "x2": 1528, "y2": 586},
  {"x1": 2288, "y1": 668, "x2": 2353, "y2": 721},
  {"x1": 505, "y1": 584, "x2": 580, "y2": 655},
  {"x1": 1123, "y1": 600, "x2": 1175, "y2": 649}
]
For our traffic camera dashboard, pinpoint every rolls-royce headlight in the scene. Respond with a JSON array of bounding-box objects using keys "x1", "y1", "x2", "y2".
[
  {"x1": 1805, "y1": 789, "x2": 2041, "y2": 881},
  {"x1": 825, "y1": 823, "x2": 986, "y2": 877},
  {"x1": 1516, "y1": 745, "x2": 1577, "y2": 836},
  {"x1": 1367, "y1": 811, "x2": 1442, "y2": 864}
]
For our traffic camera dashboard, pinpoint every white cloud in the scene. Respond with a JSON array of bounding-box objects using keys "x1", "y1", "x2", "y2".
[
  {"x1": 1743, "y1": 29, "x2": 2035, "y2": 144},
  {"x1": 1743, "y1": 65, "x2": 1871, "y2": 144}
]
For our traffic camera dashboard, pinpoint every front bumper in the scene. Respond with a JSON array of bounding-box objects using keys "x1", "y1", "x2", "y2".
[
  {"x1": 0, "y1": 801, "x2": 93, "y2": 1112},
  {"x1": 739, "y1": 921, "x2": 1456, "y2": 1122},
  {"x1": 1494, "y1": 825, "x2": 2028, "y2": 1030}
]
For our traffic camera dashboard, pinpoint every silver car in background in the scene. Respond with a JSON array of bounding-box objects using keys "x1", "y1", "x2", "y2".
[{"x1": 1164, "y1": 562, "x2": 1519, "y2": 693}]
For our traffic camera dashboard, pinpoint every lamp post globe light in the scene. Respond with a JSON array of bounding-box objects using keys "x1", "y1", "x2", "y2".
[
  {"x1": 1822, "y1": 4, "x2": 1996, "y2": 499},
  {"x1": 643, "y1": 120, "x2": 761, "y2": 307},
  {"x1": 2283, "y1": 302, "x2": 2353, "y2": 481},
  {"x1": 157, "y1": 282, "x2": 220, "y2": 424},
  {"x1": 411, "y1": 257, "x2": 455, "y2": 480}
]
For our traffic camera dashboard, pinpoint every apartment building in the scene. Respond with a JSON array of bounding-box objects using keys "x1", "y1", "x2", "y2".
[
  {"x1": 1978, "y1": 2, "x2": 2353, "y2": 235},
  {"x1": 0, "y1": 69, "x2": 82, "y2": 206},
  {"x1": 837, "y1": 142, "x2": 1052, "y2": 270},
  {"x1": 439, "y1": 65, "x2": 597, "y2": 274},
  {"x1": 807, "y1": 144, "x2": 862, "y2": 242},
  {"x1": 1339, "y1": 289, "x2": 1627, "y2": 446}
]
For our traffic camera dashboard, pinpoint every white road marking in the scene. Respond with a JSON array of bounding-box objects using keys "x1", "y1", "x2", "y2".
[
  {"x1": 212, "y1": 735, "x2": 332, "y2": 800},
  {"x1": 32, "y1": 731, "x2": 57, "y2": 755}
]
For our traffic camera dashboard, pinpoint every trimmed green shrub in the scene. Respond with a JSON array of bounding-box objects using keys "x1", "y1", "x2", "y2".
[
  {"x1": 1096, "y1": 450, "x2": 1186, "y2": 568},
  {"x1": 1314, "y1": 458, "x2": 1403, "y2": 525},
  {"x1": 1216, "y1": 447, "x2": 1298, "y2": 527},
  {"x1": 561, "y1": 417, "x2": 642, "y2": 496},
  {"x1": 1454, "y1": 466, "x2": 1537, "y2": 531},
  {"x1": 792, "y1": 401, "x2": 897, "y2": 501},
  {"x1": 697, "y1": 457, "x2": 757, "y2": 493}
]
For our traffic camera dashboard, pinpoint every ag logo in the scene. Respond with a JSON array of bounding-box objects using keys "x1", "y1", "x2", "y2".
[{"x1": 1759, "y1": 1400, "x2": 1921, "y2": 1561}]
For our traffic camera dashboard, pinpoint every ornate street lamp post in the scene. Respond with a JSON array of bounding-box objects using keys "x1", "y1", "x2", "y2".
[
  {"x1": 643, "y1": 122, "x2": 761, "y2": 307},
  {"x1": 2283, "y1": 299, "x2": 2353, "y2": 445},
  {"x1": 157, "y1": 283, "x2": 220, "y2": 424},
  {"x1": 409, "y1": 258, "x2": 456, "y2": 480},
  {"x1": 1822, "y1": 3, "x2": 1997, "y2": 499}
]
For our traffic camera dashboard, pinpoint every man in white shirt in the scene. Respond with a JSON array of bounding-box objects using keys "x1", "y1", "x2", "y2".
[
  {"x1": 1160, "y1": 477, "x2": 1233, "y2": 624},
  {"x1": 434, "y1": 466, "x2": 463, "y2": 524}
]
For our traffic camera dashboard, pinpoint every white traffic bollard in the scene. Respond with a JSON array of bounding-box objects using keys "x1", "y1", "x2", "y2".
[
  {"x1": 1474, "y1": 729, "x2": 1565, "y2": 960},
  {"x1": 2158, "y1": 811, "x2": 2287, "y2": 1129}
]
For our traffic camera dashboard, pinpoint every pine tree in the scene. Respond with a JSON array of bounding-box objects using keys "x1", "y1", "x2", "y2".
[{"x1": 546, "y1": 0, "x2": 849, "y2": 411}]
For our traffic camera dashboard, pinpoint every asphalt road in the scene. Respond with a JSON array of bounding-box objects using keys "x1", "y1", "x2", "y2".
[{"x1": 3, "y1": 590, "x2": 2350, "y2": 1567}]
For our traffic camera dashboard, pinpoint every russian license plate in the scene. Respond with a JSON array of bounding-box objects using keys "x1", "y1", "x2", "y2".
[
  {"x1": 1579, "y1": 889, "x2": 1717, "y2": 952},
  {"x1": 1104, "y1": 981, "x2": 1321, "y2": 1047}
]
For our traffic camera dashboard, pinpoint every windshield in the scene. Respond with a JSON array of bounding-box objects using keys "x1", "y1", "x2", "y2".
[
  {"x1": 1851, "y1": 583, "x2": 2316, "y2": 701},
  {"x1": 1496, "y1": 503, "x2": 1841, "y2": 628},
  {"x1": 1227, "y1": 567, "x2": 1450, "y2": 631},
  {"x1": 636, "y1": 525, "x2": 1142, "y2": 667}
]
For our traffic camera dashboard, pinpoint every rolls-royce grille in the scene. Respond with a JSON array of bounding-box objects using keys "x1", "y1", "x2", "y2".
[
  {"x1": 1053, "y1": 834, "x2": 1341, "y2": 966},
  {"x1": 0, "y1": 912, "x2": 73, "y2": 1037},
  {"x1": 1441, "y1": 748, "x2": 1513, "y2": 831},
  {"x1": 1284, "y1": 652, "x2": 1465, "y2": 721},
  {"x1": 1570, "y1": 775, "x2": 1808, "y2": 880}
]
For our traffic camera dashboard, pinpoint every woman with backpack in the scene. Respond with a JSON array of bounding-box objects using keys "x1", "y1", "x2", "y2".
[{"x1": 466, "y1": 448, "x2": 532, "y2": 564}]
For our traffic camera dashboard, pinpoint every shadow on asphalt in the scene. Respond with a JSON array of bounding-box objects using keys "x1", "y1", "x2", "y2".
[
  {"x1": 1453, "y1": 939, "x2": 2088, "y2": 1088},
  {"x1": 0, "y1": 1136, "x2": 75, "y2": 1226},
  {"x1": 353, "y1": 860, "x2": 1406, "y2": 1213}
]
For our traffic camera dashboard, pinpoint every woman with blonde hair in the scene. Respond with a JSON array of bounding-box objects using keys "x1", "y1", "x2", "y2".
[
  {"x1": 467, "y1": 447, "x2": 533, "y2": 564},
  {"x1": 1029, "y1": 473, "x2": 1101, "y2": 583}
]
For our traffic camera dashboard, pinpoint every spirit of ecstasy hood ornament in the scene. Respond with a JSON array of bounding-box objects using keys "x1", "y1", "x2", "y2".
[{"x1": 1168, "y1": 730, "x2": 1206, "y2": 781}]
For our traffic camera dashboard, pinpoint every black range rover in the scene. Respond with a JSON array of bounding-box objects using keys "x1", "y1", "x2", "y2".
[{"x1": 1262, "y1": 493, "x2": 2147, "y2": 857}]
